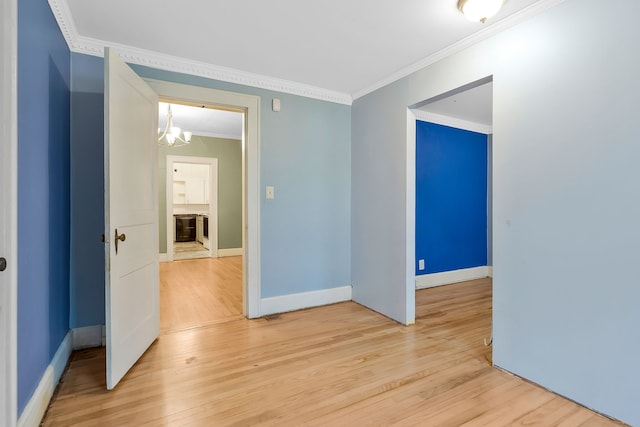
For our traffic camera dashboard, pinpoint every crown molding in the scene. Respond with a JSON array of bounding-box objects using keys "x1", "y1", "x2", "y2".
[
  {"x1": 352, "y1": 0, "x2": 567, "y2": 101},
  {"x1": 48, "y1": 0, "x2": 80, "y2": 49},
  {"x1": 49, "y1": 0, "x2": 565, "y2": 106},
  {"x1": 48, "y1": 0, "x2": 353, "y2": 106},
  {"x1": 413, "y1": 110, "x2": 492, "y2": 134}
]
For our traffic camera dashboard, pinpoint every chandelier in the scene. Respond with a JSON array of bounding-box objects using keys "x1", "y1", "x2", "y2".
[{"x1": 158, "y1": 103, "x2": 192, "y2": 147}]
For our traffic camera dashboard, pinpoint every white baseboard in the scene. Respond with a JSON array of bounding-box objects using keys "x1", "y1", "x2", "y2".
[
  {"x1": 18, "y1": 331, "x2": 72, "y2": 427},
  {"x1": 217, "y1": 248, "x2": 243, "y2": 257},
  {"x1": 488, "y1": 266, "x2": 493, "y2": 278},
  {"x1": 159, "y1": 249, "x2": 242, "y2": 261},
  {"x1": 415, "y1": 266, "x2": 490, "y2": 289},
  {"x1": 261, "y1": 285, "x2": 352, "y2": 316},
  {"x1": 72, "y1": 325, "x2": 103, "y2": 349}
]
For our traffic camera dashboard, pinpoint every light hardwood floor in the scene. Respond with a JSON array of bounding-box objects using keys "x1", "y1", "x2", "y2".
[
  {"x1": 160, "y1": 256, "x2": 243, "y2": 333},
  {"x1": 42, "y1": 274, "x2": 625, "y2": 426},
  {"x1": 172, "y1": 242, "x2": 210, "y2": 261}
]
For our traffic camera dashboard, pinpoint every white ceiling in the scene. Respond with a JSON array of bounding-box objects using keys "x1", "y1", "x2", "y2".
[
  {"x1": 52, "y1": 0, "x2": 560, "y2": 104},
  {"x1": 419, "y1": 81, "x2": 493, "y2": 127},
  {"x1": 52, "y1": 1, "x2": 561, "y2": 131},
  {"x1": 158, "y1": 102, "x2": 243, "y2": 140}
]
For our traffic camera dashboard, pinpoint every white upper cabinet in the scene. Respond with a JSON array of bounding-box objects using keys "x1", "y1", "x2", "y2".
[{"x1": 173, "y1": 163, "x2": 209, "y2": 205}]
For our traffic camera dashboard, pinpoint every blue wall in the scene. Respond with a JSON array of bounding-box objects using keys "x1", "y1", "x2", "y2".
[
  {"x1": 415, "y1": 121, "x2": 487, "y2": 275},
  {"x1": 17, "y1": 0, "x2": 71, "y2": 414},
  {"x1": 69, "y1": 54, "x2": 352, "y2": 327},
  {"x1": 69, "y1": 54, "x2": 105, "y2": 328},
  {"x1": 131, "y1": 66, "x2": 352, "y2": 300}
]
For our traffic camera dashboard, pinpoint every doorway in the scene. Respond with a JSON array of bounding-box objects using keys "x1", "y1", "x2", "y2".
[
  {"x1": 158, "y1": 100, "x2": 244, "y2": 331},
  {"x1": 165, "y1": 156, "x2": 219, "y2": 261},
  {"x1": 410, "y1": 77, "x2": 494, "y2": 346},
  {"x1": 145, "y1": 79, "x2": 261, "y2": 319}
]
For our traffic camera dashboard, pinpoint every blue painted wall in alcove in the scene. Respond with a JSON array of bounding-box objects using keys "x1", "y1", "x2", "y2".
[{"x1": 415, "y1": 121, "x2": 487, "y2": 275}]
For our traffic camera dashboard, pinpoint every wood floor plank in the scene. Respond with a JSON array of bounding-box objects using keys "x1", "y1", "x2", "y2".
[
  {"x1": 42, "y1": 272, "x2": 626, "y2": 426},
  {"x1": 159, "y1": 256, "x2": 242, "y2": 333}
]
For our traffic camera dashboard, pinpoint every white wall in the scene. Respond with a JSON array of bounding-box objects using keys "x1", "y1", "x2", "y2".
[{"x1": 351, "y1": 0, "x2": 640, "y2": 424}]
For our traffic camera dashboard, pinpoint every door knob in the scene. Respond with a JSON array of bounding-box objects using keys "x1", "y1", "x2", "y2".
[
  {"x1": 114, "y1": 229, "x2": 126, "y2": 254},
  {"x1": 0, "y1": 257, "x2": 6, "y2": 272}
]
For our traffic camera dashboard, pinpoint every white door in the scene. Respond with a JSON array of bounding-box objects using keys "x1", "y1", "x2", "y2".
[
  {"x1": 1, "y1": 0, "x2": 17, "y2": 422},
  {"x1": 104, "y1": 48, "x2": 159, "y2": 389}
]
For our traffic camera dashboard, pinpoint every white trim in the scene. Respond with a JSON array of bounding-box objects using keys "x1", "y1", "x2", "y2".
[
  {"x1": 47, "y1": 0, "x2": 565, "y2": 105},
  {"x1": 353, "y1": 0, "x2": 567, "y2": 100},
  {"x1": 72, "y1": 325, "x2": 103, "y2": 349},
  {"x1": 261, "y1": 286, "x2": 352, "y2": 317},
  {"x1": 51, "y1": 332, "x2": 72, "y2": 384},
  {"x1": 413, "y1": 110, "x2": 492, "y2": 135},
  {"x1": 415, "y1": 266, "x2": 491, "y2": 289},
  {"x1": 193, "y1": 131, "x2": 242, "y2": 141},
  {"x1": 17, "y1": 331, "x2": 71, "y2": 427},
  {"x1": 47, "y1": 0, "x2": 352, "y2": 106},
  {"x1": 404, "y1": 109, "x2": 417, "y2": 325},
  {"x1": 488, "y1": 266, "x2": 493, "y2": 278},
  {"x1": 1, "y1": 0, "x2": 18, "y2": 424},
  {"x1": 160, "y1": 248, "x2": 242, "y2": 260},
  {"x1": 166, "y1": 155, "x2": 219, "y2": 261},
  {"x1": 145, "y1": 79, "x2": 261, "y2": 319},
  {"x1": 217, "y1": 248, "x2": 243, "y2": 258}
]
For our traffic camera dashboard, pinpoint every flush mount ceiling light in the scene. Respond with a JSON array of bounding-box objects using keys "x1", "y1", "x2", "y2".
[
  {"x1": 457, "y1": 0, "x2": 505, "y2": 23},
  {"x1": 158, "y1": 103, "x2": 192, "y2": 147}
]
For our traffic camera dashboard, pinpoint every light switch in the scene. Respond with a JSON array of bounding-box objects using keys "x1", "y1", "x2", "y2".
[
  {"x1": 266, "y1": 186, "x2": 275, "y2": 200},
  {"x1": 418, "y1": 259, "x2": 425, "y2": 271},
  {"x1": 272, "y1": 98, "x2": 281, "y2": 112}
]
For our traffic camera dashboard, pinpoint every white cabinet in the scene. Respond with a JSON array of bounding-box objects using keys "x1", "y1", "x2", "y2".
[
  {"x1": 173, "y1": 163, "x2": 210, "y2": 205},
  {"x1": 185, "y1": 179, "x2": 205, "y2": 204},
  {"x1": 196, "y1": 215, "x2": 204, "y2": 243},
  {"x1": 173, "y1": 180, "x2": 186, "y2": 204},
  {"x1": 204, "y1": 176, "x2": 209, "y2": 204}
]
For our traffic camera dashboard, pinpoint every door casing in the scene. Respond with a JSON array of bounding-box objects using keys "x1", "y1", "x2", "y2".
[{"x1": 1, "y1": 0, "x2": 18, "y2": 423}]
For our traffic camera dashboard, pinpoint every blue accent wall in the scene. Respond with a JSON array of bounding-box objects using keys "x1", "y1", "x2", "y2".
[
  {"x1": 69, "y1": 54, "x2": 105, "y2": 328},
  {"x1": 68, "y1": 54, "x2": 351, "y2": 326},
  {"x1": 415, "y1": 121, "x2": 487, "y2": 275},
  {"x1": 17, "y1": 0, "x2": 70, "y2": 414}
]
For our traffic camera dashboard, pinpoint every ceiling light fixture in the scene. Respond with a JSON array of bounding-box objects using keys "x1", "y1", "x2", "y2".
[
  {"x1": 158, "y1": 104, "x2": 192, "y2": 147},
  {"x1": 457, "y1": 0, "x2": 505, "y2": 23}
]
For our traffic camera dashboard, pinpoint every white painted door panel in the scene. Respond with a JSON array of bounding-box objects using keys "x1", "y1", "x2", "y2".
[{"x1": 104, "y1": 48, "x2": 159, "y2": 389}]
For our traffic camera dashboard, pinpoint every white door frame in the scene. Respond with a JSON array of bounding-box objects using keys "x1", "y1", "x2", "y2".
[
  {"x1": 408, "y1": 77, "x2": 494, "y2": 328},
  {"x1": 166, "y1": 156, "x2": 219, "y2": 260},
  {"x1": 146, "y1": 79, "x2": 261, "y2": 319},
  {"x1": 1, "y1": 0, "x2": 18, "y2": 423}
]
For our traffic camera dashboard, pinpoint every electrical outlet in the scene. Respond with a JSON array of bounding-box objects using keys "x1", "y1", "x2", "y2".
[
  {"x1": 418, "y1": 259, "x2": 425, "y2": 271},
  {"x1": 266, "y1": 186, "x2": 275, "y2": 200}
]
